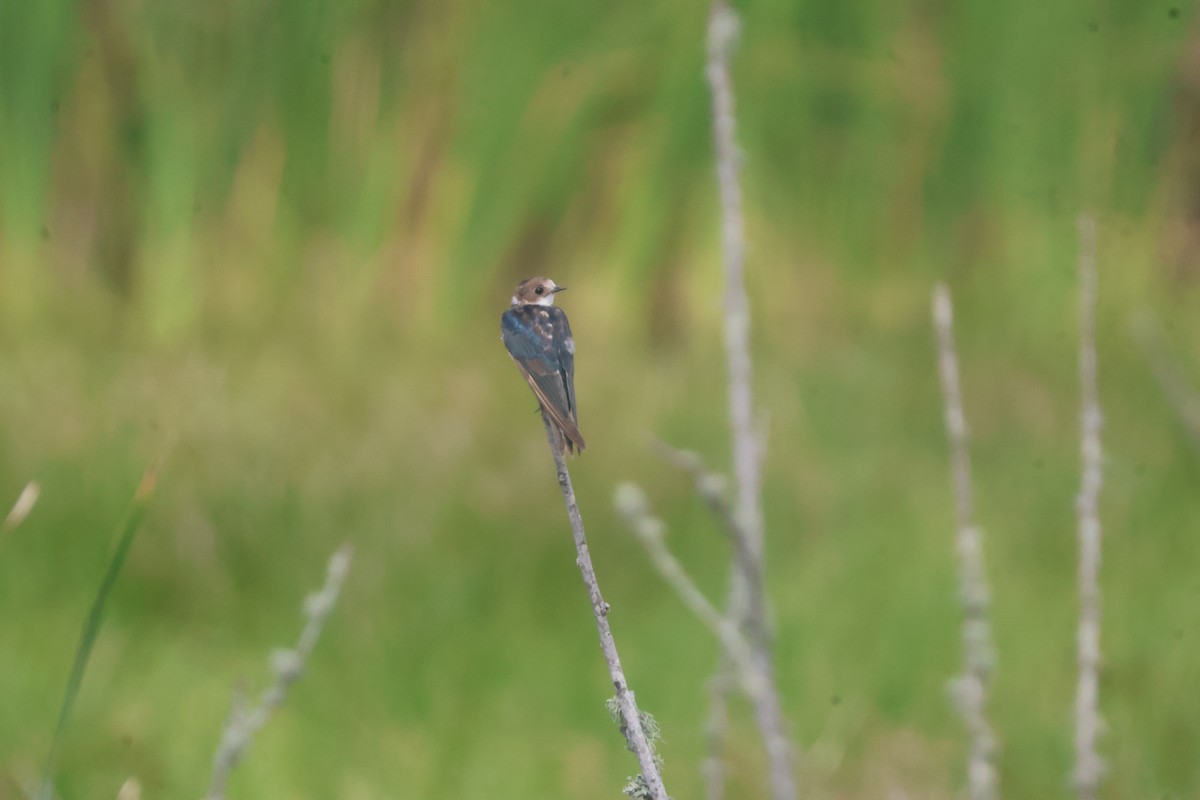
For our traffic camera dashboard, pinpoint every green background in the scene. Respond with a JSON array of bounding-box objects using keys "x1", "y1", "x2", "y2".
[{"x1": 2, "y1": 0, "x2": 1199, "y2": 797}]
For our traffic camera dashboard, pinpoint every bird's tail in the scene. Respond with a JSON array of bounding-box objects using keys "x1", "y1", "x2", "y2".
[{"x1": 543, "y1": 410, "x2": 586, "y2": 457}]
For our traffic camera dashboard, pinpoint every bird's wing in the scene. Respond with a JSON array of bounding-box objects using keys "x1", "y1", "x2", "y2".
[
  {"x1": 518, "y1": 358, "x2": 587, "y2": 453},
  {"x1": 549, "y1": 307, "x2": 577, "y2": 418},
  {"x1": 501, "y1": 308, "x2": 586, "y2": 452}
]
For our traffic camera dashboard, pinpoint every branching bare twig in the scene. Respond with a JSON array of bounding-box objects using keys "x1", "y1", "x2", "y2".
[
  {"x1": 931, "y1": 284, "x2": 999, "y2": 800},
  {"x1": 1073, "y1": 215, "x2": 1105, "y2": 799},
  {"x1": 651, "y1": 441, "x2": 759, "y2": 800},
  {"x1": 707, "y1": 0, "x2": 763, "y2": 635},
  {"x1": 205, "y1": 543, "x2": 353, "y2": 800},
  {"x1": 616, "y1": 484, "x2": 763, "y2": 691},
  {"x1": 615, "y1": 483, "x2": 793, "y2": 797},
  {"x1": 704, "y1": 3, "x2": 797, "y2": 797},
  {"x1": 652, "y1": 442, "x2": 761, "y2": 610},
  {"x1": 538, "y1": 413, "x2": 668, "y2": 800}
]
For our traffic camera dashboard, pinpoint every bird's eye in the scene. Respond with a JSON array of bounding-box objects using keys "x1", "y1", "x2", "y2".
[{"x1": 535, "y1": 287, "x2": 544, "y2": 295}]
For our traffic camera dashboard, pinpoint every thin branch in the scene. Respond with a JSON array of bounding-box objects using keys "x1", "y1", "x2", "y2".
[
  {"x1": 701, "y1": 668, "x2": 733, "y2": 800},
  {"x1": 707, "y1": 3, "x2": 799, "y2": 798},
  {"x1": 652, "y1": 439, "x2": 757, "y2": 800},
  {"x1": 653, "y1": 441, "x2": 762, "y2": 610},
  {"x1": 615, "y1": 485, "x2": 761, "y2": 685},
  {"x1": 206, "y1": 543, "x2": 353, "y2": 800},
  {"x1": 615, "y1": 483, "x2": 794, "y2": 800},
  {"x1": 539, "y1": 413, "x2": 668, "y2": 800},
  {"x1": 707, "y1": 0, "x2": 763, "y2": 634},
  {"x1": 931, "y1": 284, "x2": 999, "y2": 800},
  {"x1": 1073, "y1": 215, "x2": 1105, "y2": 799}
]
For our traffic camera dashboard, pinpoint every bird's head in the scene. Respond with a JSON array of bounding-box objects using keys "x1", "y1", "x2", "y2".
[{"x1": 511, "y1": 276, "x2": 566, "y2": 307}]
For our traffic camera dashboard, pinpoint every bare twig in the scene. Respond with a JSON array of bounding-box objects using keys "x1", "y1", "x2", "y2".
[
  {"x1": 206, "y1": 544, "x2": 353, "y2": 800},
  {"x1": 1130, "y1": 311, "x2": 1200, "y2": 455},
  {"x1": 651, "y1": 441, "x2": 754, "y2": 800},
  {"x1": 1073, "y1": 215, "x2": 1105, "y2": 799},
  {"x1": 616, "y1": 485, "x2": 761, "y2": 688},
  {"x1": 706, "y1": 4, "x2": 798, "y2": 798},
  {"x1": 931, "y1": 284, "x2": 999, "y2": 800},
  {"x1": 707, "y1": 0, "x2": 763, "y2": 635},
  {"x1": 653, "y1": 442, "x2": 761, "y2": 610},
  {"x1": 615, "y1": 483, "x2": 794, "y2": 800},
  {"x1": 539, "y1": 413, "x2": 668, "y2": 800},
  {"x1": 701, "y1": 669, "x2": 733, "y2": 800}
]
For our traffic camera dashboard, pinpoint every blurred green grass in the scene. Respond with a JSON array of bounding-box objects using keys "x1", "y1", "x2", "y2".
[{"x1": 3, "y1": 0, "x2": 1200, "y2": 798}]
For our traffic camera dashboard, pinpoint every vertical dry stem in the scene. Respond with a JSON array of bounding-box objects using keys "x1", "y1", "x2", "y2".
[
  {"x1": 705, "y1": 4, "x2": 796, "y2": 799},
  {"x1": 1073, "y1": 215, "x2": 1105, "y2": 799},
  {"x1": 540, "y1": 413, "x2": 668, "y2": 800},
  {"x1": 702, "y1": 671, "x2": 732, "y2": 800},
  {"x1": 708, "y1": 0, "x2": 763, "y2": 626},
  {"x1": 932, "y1": 284, "x2": 999, "y2": 800}
]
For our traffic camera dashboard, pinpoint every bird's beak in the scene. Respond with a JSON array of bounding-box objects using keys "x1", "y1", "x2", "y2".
[{"x1": 552, "y1": 285, "x2": 567, "y2": 293}]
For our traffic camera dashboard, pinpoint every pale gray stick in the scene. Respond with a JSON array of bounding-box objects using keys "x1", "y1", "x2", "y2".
[
  {"x1": 1073, "y1": 215, "x2": 1105, "y2": 799},
  {"x1": 931, "y1": 284, "x2": 999, "y2": 800},
  {"x1": 706, "y1": 4, "x2": 797, "y2": 799},
  {"x1": 707, "y1": 0, "x2": 764, "y2": 635},
  {"x1": 541, "y1": 414, "x2": 668, "y2": 800},
  {"x1": 206, "y1": 544, "x2": 353, "y2": 800},
  {"x1": 615, "y1": 483, "x2": 793, "y2": 800},
  {"x1": 653, "y1": 441, "x2": 762, "y2": 615},
  {"x1": 701, "y1": 669, "x2": 732, "y2": 800},
  {"x1": 652, "y1": 441, "x2": 748, "y2": 800}
]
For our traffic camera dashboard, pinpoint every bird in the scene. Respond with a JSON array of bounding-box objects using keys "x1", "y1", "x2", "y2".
[{"x1": 501, "y1": 276, "x2": 586, "y2": 455}]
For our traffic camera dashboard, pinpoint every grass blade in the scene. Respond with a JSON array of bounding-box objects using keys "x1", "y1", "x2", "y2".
[{"x1": 38, "y1": 459, "x2": 162, "y2": 800}]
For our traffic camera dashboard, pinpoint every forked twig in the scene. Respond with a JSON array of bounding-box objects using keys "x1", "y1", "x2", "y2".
[
  {"x1": 616, "y1": 485, "x2": 763, "y2": 692},
  {"x1": 652, "y1": 441, "x2": 761, "y2": 611},
  {"x1": 705, "y1": 2, "x2": 797, "y2": 797},
  {"x1": 615, "y1": 483, "x2": 792, "y2": 799}
]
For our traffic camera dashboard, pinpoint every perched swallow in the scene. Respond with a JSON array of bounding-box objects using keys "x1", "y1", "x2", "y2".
[{"x1": 501, "y1": 276, "x2": 586, "y2": 455}]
